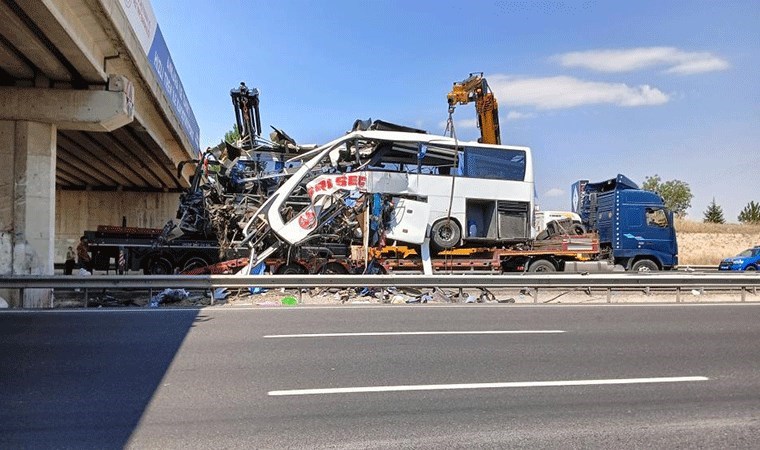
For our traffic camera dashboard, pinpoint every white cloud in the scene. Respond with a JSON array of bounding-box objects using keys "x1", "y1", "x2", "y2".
[
  {"x1": 488, "y1": 75, "x2": 669, "y2": 109},
  {"x1": 506, "y1": 111, "x2": 536, "y2": 120},
  {"x1": 554, "y1": 47, "x2": 729, "y2": 75},
  {"x1": 544, "y1": 188, "x2": 565, "y2": 198},
  {"x1": 437, "y1": 118, "x2": 478, "y2": 131}
]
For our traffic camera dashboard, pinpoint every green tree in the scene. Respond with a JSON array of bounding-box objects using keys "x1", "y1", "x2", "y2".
[
  {"x1": 738, "y1": 201, "x2": 760, "y2": 224},
  {"x1": 642, "y1": 174, "x2": 693, "y2": 218},
  {"x1": 224, "y1": 124, "x2": 241, "y2": 144},
  {"x1": 703, "y1": 198, "x2": 725, "y2": 223}
]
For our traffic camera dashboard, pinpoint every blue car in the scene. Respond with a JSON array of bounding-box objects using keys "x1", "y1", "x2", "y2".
[{"x1": 718, "y1": 246, "x2": 760, "y2": 271}]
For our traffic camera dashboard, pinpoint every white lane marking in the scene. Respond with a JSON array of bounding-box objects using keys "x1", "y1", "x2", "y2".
[
  {"x1": 268, "y1": 376, "x2": 709, "y2": 396},
  {"x1": 264, "y1": 330, "x2": 565, "y2": 338}
]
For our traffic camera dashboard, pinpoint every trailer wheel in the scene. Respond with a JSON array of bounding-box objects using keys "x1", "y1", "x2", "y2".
[
  {"x1": 430, "y1": 219, "x2": 461, "y2": 251},
  {"x1": 182, "y1": 256, "x2": 211, "y2": 273},
  {"x1": 528, "y1": 259, "x2": 556, "y2": 272},
  {"x1": 276, "y1": 263, "x2": 307, "y2": 275},
  {"x1": 631, "y1": 259, "x2": 659, "y2": 272},
  {"x1": 320, "y1": 262, "x2": 349, "y2": 274},
  {"x1": 146, "y1": 256, "x2": 173, "y2": 275}
]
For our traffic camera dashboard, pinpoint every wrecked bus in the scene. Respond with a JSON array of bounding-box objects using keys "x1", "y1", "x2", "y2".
[{"x1": 241, "y1": 124, "x2": 535, "y2": 268}]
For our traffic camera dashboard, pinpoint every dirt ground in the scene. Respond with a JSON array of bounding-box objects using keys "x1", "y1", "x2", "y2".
[{"x1": 676, "y1": 219, "x2": 760, "y2": 266}]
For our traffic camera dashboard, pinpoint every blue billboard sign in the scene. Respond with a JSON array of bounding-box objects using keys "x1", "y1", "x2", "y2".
[{"x1": 118, "y1": 0, "x2": 200, "y2": 153}]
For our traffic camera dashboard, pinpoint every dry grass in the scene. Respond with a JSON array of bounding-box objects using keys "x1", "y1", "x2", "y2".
[{"x1": 676, "y1": 219, "x2": 760, "y2": 265}]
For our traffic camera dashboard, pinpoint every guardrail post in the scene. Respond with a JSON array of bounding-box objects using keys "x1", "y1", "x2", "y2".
[
  {"x1": 209, "y1": 289, "x2": 215, "y2": 306},
  {"x1": 606, "y1": 288, "x2": 611, "y2": 303},
  {"x1": 676, "y1": 287, "x2": 681, "y2": 303},
  {"x1": 533, "y1": 288, "x2": 538, "y2": 304},
  {"x1": 84, "y1": 288, "x2": 88, "y2": 308},
  {"x1": 741, "y1": 287, "x2": 746, "y2": 302}
]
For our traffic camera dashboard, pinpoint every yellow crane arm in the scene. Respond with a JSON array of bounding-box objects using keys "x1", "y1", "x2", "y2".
[{"x1": 446, "y1": 73, "x2": 501, "y2": 145}]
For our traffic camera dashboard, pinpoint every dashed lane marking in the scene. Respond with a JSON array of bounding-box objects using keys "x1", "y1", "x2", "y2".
[
  {"x1": 264, "y1": 330, "x2": 565, "y2": 338},
  {"x1": 268, "y1": 376, "x2": 709, "y2": 396}
]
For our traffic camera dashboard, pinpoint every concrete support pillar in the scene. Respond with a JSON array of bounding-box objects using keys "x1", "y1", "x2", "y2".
[{"x1": 0, "y1": 120, "x2": 56, "y2": 308}]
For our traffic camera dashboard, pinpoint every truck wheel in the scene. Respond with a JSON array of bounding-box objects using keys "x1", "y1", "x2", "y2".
[
  {"x1": 572, "y1": 223, "x2": 586, "y2": 235},
  {"x1": 631, "y1": 259, "x2": 659, "y2": 272},
  {"x1": 146, "y1": 257, "x2": 173, "y2": 275},
  {"x1": 430, "y1": 219, "x2": 461, "y2": 251},
  {"x1": 529, "y1": 259, "x2": 556, "y2": 272}
]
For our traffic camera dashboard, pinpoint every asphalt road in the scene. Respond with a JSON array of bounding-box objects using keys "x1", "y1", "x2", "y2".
[{"x1": 1, "y1": 304, "x2": 759, "y2": 449}]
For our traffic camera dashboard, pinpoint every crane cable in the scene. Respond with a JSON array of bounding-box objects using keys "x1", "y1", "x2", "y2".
[{"x1": 443, "y1": 105, "x2": 460, "y2": 273}]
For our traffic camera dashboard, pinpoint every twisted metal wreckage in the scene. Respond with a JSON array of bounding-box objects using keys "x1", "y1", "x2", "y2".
[{"x1": 161, "y1": 82, "x2": 537, "y2": 276}]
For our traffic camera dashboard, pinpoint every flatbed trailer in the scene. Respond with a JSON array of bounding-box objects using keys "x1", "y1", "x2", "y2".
[
  {"x1": 85, "y1": 225, "x2": 220, "y2": 274},
  {"x1": 372, "y1": 233, "x2": 602, "y2": 273}
]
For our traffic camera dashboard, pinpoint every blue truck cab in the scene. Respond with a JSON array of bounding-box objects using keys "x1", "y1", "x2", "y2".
[{"x1": 571, "y1": 174, "x2": 678, "y2": 271}]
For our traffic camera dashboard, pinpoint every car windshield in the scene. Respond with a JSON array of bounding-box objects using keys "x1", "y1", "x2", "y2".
[{"x1": 736, "y1": 249, "x2": 755, "y2": 257}]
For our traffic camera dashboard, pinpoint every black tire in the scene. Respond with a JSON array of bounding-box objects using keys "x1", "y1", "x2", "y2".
[
  {"x1": 572, "y1": 223, "x2": 586, "y2": 235},
  {"x1": 276, "y1": 263, "x2": 307, "y2": 275},
  {"x1": 528, "y1": 259, "x2": 556, "y2": 272},
  {"x1": 430, "y1": 219, "x2": 461, "y2": 251},
  {"x1": 145, "y1": 256, "x2": 173, "y2": 275},
  {"x1": 181, "y1": 256, "x2": 211, "y2": 273},
  {"x1": 631, "y1": 259, "x2": 659, "y2": 272},
  {"x1": 320, "y1": 262, "x2": 349, "y2": 274},
  {"x1": 745, "y1": 265, "x2": 757, "y2": 271}
]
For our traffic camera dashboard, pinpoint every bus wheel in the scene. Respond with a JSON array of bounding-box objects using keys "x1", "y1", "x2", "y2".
[
  {"x1": 528, "y1": 259, "x2": 556, "y2": 272},
  {"x1": 631, "y1": 259, "x2": 659, "y2": 272},
  {"x1": 431, "y1": 219, "x2": 461, "y2": 251}
]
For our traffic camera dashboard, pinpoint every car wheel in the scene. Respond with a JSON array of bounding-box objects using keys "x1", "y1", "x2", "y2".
[
  {"x1": 745, "y1": 266, "x2": 757, "y2": 271},
  {"x1": 631, "y1": 259, "x2": 659, "y2": 272}
]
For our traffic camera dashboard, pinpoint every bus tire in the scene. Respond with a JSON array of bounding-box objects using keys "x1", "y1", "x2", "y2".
[{"x1": 430, "y1": 219, "x2": 461, "y2": 251}]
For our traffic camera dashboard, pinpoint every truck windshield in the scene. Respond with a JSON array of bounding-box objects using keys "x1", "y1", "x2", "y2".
[
  {"x1": 463, "y1": 147, "x2": 526, "y2": 181},
  {"x1": 645, "y1": 208, "x2": 669, "y2": 228}
]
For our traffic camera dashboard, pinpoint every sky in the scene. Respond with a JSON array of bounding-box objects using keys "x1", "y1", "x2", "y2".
[{"x1": 151, "y1": 0, "x2": 760, "y2": 221}]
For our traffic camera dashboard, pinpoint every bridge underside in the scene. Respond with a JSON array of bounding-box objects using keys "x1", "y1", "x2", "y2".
[{"x1": 0, "y1": 0, "x2": 198, "y2": 306}]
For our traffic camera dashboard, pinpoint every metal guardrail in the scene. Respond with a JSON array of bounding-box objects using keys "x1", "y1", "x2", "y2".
[
  {"x1": 1, "y1": 273, "x2": 758, "y2": 306},
  {"x1": 1, "y1": 273, "x2": 758, "y2": 290}
]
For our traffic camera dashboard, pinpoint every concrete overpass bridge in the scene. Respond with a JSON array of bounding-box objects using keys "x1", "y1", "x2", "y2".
[{"x1": 0, "y1": 0, "x2": 201, "y2": 306}]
